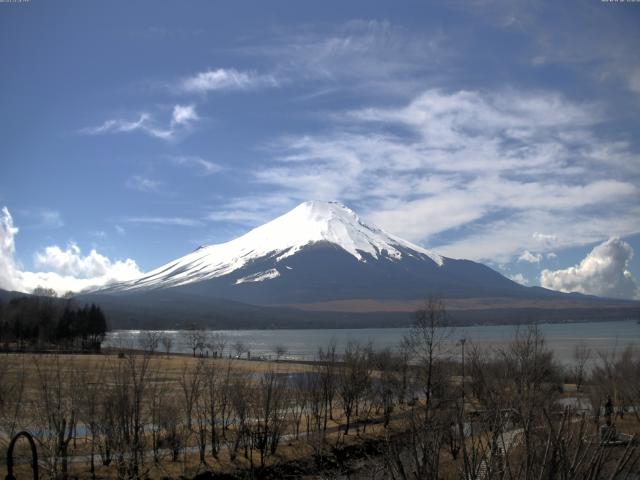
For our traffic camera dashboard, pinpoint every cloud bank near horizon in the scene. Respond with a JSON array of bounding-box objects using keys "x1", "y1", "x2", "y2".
[
  {"x1": 540, "y1": 238, "x2": 639, "y2": 300},
  {"x1": 2, "y1": 203, "x2": 639, "y2": 300},
  {"x1": 0, "y1": 207, "x2": 143, "y2": 295}
]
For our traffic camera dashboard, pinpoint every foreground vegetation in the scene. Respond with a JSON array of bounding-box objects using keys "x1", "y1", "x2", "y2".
[{"x1": 1, "y1": 299, "x2": 639, "y2": 479}]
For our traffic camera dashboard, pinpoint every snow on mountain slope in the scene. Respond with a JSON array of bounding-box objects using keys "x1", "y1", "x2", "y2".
[{"x1": 106, "y1": 201, "x2": 443, "y2": 292}]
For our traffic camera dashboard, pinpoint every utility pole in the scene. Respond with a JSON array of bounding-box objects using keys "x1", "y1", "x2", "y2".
[{"x1": 460, "y1": 337, "x2": 466, "y2": 407}]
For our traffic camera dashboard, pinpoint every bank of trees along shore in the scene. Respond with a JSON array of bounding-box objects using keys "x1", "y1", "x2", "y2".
[
  {"x1": 0, "y1": 292, "x2": 107, "y2": 352},
  {"x1": 1, "y1": 299, "x2": 639, "y2": 479}
]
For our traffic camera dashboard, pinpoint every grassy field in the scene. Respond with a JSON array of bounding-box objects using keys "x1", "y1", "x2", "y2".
[
  {"x1": 2, "y1": 348, "x2": 639, "y2": 479},
  {"x1": 0, "y1": 351, "x2": 408, "y2": 479}
]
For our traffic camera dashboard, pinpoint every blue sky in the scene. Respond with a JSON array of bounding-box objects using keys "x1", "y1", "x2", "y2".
[{"x1": 1, "y1": 0, "x2": 639, "y2": 298}]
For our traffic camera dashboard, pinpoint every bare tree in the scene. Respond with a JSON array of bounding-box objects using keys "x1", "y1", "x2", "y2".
[
  {"x1": 0, "y1": 355, "x2": 26, "y2": 444},
  {"x1": 404, "y1": 297, "x2": 451, "y2": 409},
  {"x1": 208, "y1": 332, "x2": 228, "y2": 358},
  {"x1": 289, "y1": 373, "x2": 309, "y2": 440},
  {"x1": 273, "y1": 343, "x2": 288, "y2": 361},
  {"x1": 572, "y1": 342, "x2": 591, "y2": 393},
  {"x1": 252, "y1": 369, "x2": 289, "y2": 467},
  {"x1": 318, "y1": 340, "x2": 338, "y2": 434},
  {"x1": 229, "y1": 370, "x2": 251, "y2": 461},
  {"x1": 185, "y1": 330, "x2": 207, "y2": 357},
  {"x1": 384, "y1": 405, "x2": 446, "y2": 480},
  {"x1": 33, "y1": 355, "x2": 81, "y2": 479},
  {"x1": 337, "y1": 341, "x2": 372, "y2": 436},
  {"x1": 79, "y1": 360, "x2": 107, "y2": 479},
  {"x1": 178, "y1": 359, "x2": 206, "y2": 465},
  {"x1": 160, "y1": 334, "x2": 173, "y2": 357},
  {"x1": 201, "y1": 359, "x2": 223, "y2": 457},
  {"x1": 158, "y1": 400, "x2": 182, "y2": 462},
  {"x1": 499, "y1": 325, "x2": 560, "y2": 478},
  {"x1": 109, "y1": 354, "x2": 152, "y2": 479},
  {"x1": 371, "y1": 348, "x2": 400, "y2": 429},
  {"x1": 233, "y1": 339, "x2": 247, "y2": 359},
  {"x1": 139, "y1": 330, "x2": 161, "y2": 355},
  {"x1": 147, "y1": 372, "x2": 165, "y2": 464},
  {"x1": 303, "y1": 369, "x2": 326, "y2": 454}
]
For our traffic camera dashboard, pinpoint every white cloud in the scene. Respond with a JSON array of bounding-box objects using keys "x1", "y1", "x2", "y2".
[
  {"x1": 32, "y1": 243, "x2": 141, "y2": 286},
  {"x1": 15, "y1": 208, "x2": 65, "y2": 229},
  {"x1": 240, "y1": 20, "x2": 449, "y2": 96},
  {"x1": 125, "y1": 175, "x2": 162, "y2": 193},
  {"x1": 476, "y1": 2, "x2": 640, "y2": 99},
  {"x1": 205, "y1": 195, "x2": 294, "y2": 226},
  {"x1": 115, "y1": 225, "x2": 126, "y2": 236},
  {"x1": 546, "y1": 252, "x2": 558, "y2": 260},
  {"x1": 180, "y1": 68, "x2": 278, "y2": 93},
  {"x1": 80, "y1": 114, "x2": 173, "y2": 139},
  {"x1": 80, "y1": 104, "x2": 199, "y2": 141},
  {"x1": 122, "y1": 216, "x2": 204, "y2": 227},
  {"x1": 171, "y1": 104, "x2": 199, "y2": 126},
  {"x1": 540, "y1": 238, "x2": 640, "y2": 300},
  {"x1": 171, "y1": 156, "x2": 222, "y2": 175},
  {"x1": 36, "y1": 210, "x2": 64, "y2": 229},
  {"x1": 533, "y1": 232, "x2": 558, "y2": 247},
  {"x1": 518, "y1": 250, "x2": 542, "y2": 264},
  {"x1": 0, "y1": 207, "x2": 143, "y2": 295},
  {"x1": 0, "y1": 207, "x2": 21, "y2": 292},
  {"x1": 254, "y1": 88, "x2": 640, "y2": 263},
  {"x1": 507, "y1": 273, "x2": 529, "y2": 285}
]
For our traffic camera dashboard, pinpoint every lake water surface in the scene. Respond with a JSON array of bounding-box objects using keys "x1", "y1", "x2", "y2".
[{"x1": 104, "y1": 320, "x2": 640, "y2": 366}]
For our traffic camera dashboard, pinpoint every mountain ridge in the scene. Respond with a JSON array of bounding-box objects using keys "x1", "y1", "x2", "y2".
[
  {"x1": 82, "y1": 200, "x2": 640, "y2": 328},
  {"x1": 101, "y1": 200, "x2": 445, "y2": 293}
]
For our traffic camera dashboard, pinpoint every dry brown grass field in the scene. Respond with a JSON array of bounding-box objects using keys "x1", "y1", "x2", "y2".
[
  {"x1": 0, "y1": 351, "x2": 414, "y2": 479},
  {"x1": 1, "y1": 325, "x2": 639, "y2": 480}
]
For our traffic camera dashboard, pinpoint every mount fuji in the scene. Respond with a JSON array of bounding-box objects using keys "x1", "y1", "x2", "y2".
[
  {"x1": 84, "y1": 201, "x2": 636, "y2": 328},
  {"x1": 100, "y1": 201, "x2": 527, "y2": 301}
]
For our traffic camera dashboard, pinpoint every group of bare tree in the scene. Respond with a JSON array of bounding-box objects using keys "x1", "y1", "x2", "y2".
[
  {"x1": 1, "y1": 300, "x2": 639, "y2": 479},
  {"x1": 383, "y1": 301, "x2": 640, "y2": 480},
  {"x1": 0, "y1": 340, "x2": 412, "y2": 479},
  {"x1": 137, "y1": 330, "x2": 228, "y2": 359}
]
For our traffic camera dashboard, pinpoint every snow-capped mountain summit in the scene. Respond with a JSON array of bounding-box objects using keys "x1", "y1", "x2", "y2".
[
  {"x1": 98, "y1": 200, "x2": 553, "y2": 308},
  {"x1": 105, "y1": 201, "x2": 444, "y2": 293},
  {"x1": 84, "y1": 200, "x2": 600, "y2": 328}
]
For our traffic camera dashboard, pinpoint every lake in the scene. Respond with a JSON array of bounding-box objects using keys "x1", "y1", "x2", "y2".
[{"x1": 103, "y1": 320, "x2": 640, "y2": 366}]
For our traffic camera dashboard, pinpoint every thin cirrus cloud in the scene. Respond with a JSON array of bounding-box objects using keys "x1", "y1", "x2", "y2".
[
  {"x1": 179, "y1": 68, "x2": 279, "y2": 93},
  {"x1": 125, "y1": 175, "x2": 163, "y2": 193},
  {"x1": 176, "y1": 20, "x2": 443, "y2": 97},
  {"x1": 17, "y1": 208, "x2": 65, "y2": 229},
  {"x1": 248, "y1": 87, "x2": 639, "y2": 263},
  {"x1": 237, "y1": 20, "x2": 450, "y2": 96},
  {"x1": 461, "y1": 1, "x2": 640, "y2": 99},
  {"x1": 205, "y1": 195, "x2": 295, "y2": 226},
  {"x1": 170, "y1": 156, "x2": 222, "y2": 176},
  {"x1": 121, "y1": 216, "x2": 205, "y2": 227},
  {"x1": 79, "y1": 104, "x2": 199, "y2": 141},
  {"x1": 0, "y1": 207, "x2": 143, "y2": 295}
]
